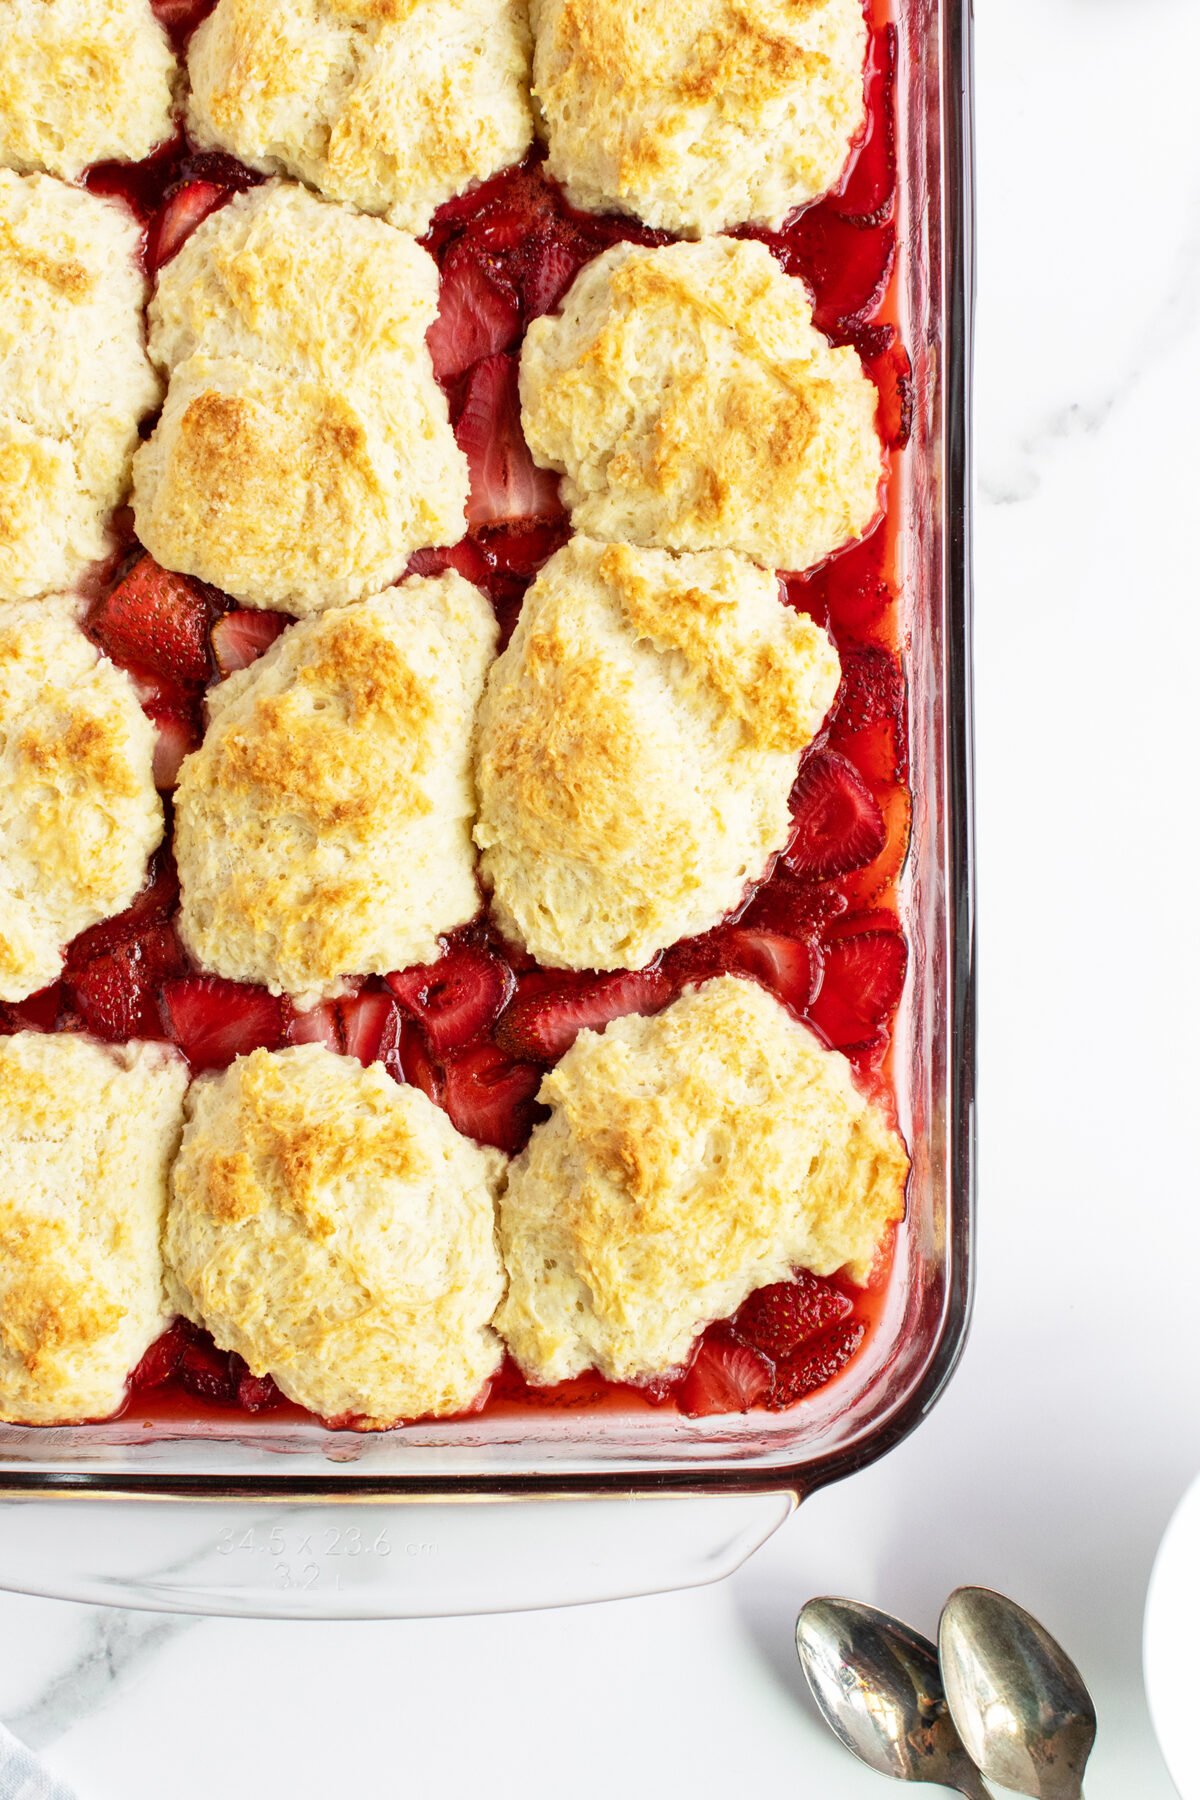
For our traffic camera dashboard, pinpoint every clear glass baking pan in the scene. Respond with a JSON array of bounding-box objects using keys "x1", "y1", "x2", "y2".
[{"x1": 0, "y1": 0, "x2": 974, "y2": 1615}]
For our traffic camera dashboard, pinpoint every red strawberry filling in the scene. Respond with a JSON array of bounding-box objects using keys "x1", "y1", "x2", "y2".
[
  {"x1": 679, "y1": 1329, "x2": 774, "y2": 1418},
  {"x1": 88, "y1": 555, "x2": 213, "y2": 689},
  {"x1": 210, "y1": 608, "x2": 289, "y2": 676},
  {"x1": 784, "y1": 751, "x2": 887, "y2": 882},
  {"x1": 807, "y1": 926, "x2": 908, "y2": 1052},
  {"x1": 438, "y1": 1042, "x2": 544, "y2": 1154},
  {"x1": 427, "y1": 243, "x2": 522, "y2": 383}
]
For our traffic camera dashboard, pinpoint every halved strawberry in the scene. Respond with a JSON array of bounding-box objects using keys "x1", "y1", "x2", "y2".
[
  {"x1": 427, "y1": 243, "x2": 521, "y2": 383},
  {"x1": 496, "y1": 967, "x2": 674, "y2": 1063},
  {"x1": 285, "y1": 1000, "x2": 344, "y2": 1055},
  {"x1": 766, "y1": 1318, "x2": 866, "y2": 1410},
  {"x1": 405, "y1": 538, "x2": 490, "y2": 586},
  {"x1": 338, "y1": 990, "x2": 404, "y2": 1074},
  {"x1": 806, "y1": 929, "x2": 907, "y2": 1051},
  {"x1": 148, "y1": 179, "x2": 227, "y2": 269},
  {"x1": 783, "y1": 751, "x2": 887, "y2": 882},
  {"x1": 67, "y1": 921, "x2": 185, "y2": 1041},
  {"x1": 147, "y1": 705, "x2": 200, "y2": 790},
  {"x1": 678, "y1": 1328, "x2": 773, "y2": 1418},
  {"x1": 160, "y1": 975, "x2": 286, "y2": 1070},
  {"x1": 734, "y1": 1273, "x2": 854, "y2": 1361},
  {"x1": 386, "y1": 942, "x2": 514, "y2": 1056},
  {"x1": 211, "y1": 609, "x2": 288, "y2": 676},
  {"x1": 438, "y1": 1042, "x2": 543, "y2": 1153},
  {"x1": 89, "y1": 555, "x2": 211, "y2": 687},
  {"x1": 738, "y1": 872, "x2": 848, "y2": 940},
  {"x1": 456, "y1": 354, "x2": 562, "y2": 530}
]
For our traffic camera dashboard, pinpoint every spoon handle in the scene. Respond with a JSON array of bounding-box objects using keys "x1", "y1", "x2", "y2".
[{"x1": 953, "y1": 1774, "x2": 993, "y2": 1800}]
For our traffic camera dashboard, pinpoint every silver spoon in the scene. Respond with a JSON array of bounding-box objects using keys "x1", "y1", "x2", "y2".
[
  {"x1": 796, "y1": 1597, "x2": 991, "y2": 1796},
  {"x1": 939, "y1": 1587, "x2": 1097, "y2": 1799}
]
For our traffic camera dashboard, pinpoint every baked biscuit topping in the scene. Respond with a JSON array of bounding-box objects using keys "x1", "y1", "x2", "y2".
[
  {"x1": 132, "y1": 182, "x2": 469, "y2": 613},
  {"x1": 0, "y1": 597, "x2": 163, "y2": 1002},
  {"x1": 188, "y1": 0, "x2": 534, "y2": 237},
  {"x1": 520, "y1": 237, "x2": 883, "y2": 573},
  {"x1": 0, "y1": 0, "x2": 176, "y2": 181},
  {"x1": 174, "y1": 572, "x2": 497, "y2": 1003},
  {"x1": 475, "y1": 537, "x2": 840, "y2": 969},
  {"x1": 0, "y1": 171, "x2": 160, "y2": 602},
  {"x1": 497, "y1": 976, "x2": 909, "y2": 1386},
  {"x1": 531, "y1": 0, "x2": 867, "y2": 236},
  {"x1": 167, "y1": 1045, "x2": 506, "y2": 1426},
  {"x1": 0, "y1": 1032, "x2": 187, "y2": 1426}
]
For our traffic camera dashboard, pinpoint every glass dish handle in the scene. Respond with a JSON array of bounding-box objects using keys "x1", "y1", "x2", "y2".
[{"x1": 0, "y1": 1491, "x2": 794, "y2": 1617}]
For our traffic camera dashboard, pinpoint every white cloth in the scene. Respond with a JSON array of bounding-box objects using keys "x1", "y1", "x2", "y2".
[{"x1": 0, "y1": 1725, "x2": 75, "y2": 1800}]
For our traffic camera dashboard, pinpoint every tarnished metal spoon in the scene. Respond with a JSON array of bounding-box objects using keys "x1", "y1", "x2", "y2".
[
  {"x1": 939, "y1": 1587, "x2": 1097, "y2": 1799},
  {"x1": 796, "y1": 1597, "x2": 991, "y2": 1796}
]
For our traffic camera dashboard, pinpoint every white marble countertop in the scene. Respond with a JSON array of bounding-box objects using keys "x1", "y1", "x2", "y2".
[{"x1": 4, "y1": 1, "x2": 1200, "y2": 1793}]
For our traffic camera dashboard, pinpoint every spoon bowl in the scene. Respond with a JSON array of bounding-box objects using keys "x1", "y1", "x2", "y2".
[
  {"x1": 939, "y1": 1586, "x2": 1097, "y2": 1800},
  {"x1": 796, "y1": 1597, "x2": 990, "y2": 1796}
]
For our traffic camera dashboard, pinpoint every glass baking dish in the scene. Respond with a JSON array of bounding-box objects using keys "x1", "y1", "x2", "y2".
[{"x1": 0, "y1": 0, "x2": 975, "y2": 1615}]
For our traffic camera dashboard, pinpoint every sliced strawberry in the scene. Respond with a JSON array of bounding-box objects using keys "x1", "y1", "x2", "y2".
[
  {"x1": 229, "y1": 1353, "x2": 283, "y2": 1413},
  {"x1": 211, "y1": 608, "x2": 288, "y2": 676},
  {"x1": 428, "y1": 243, "x2": 521, "y2": 383},
  {"x1": 807, "y1": 928, "x2": 907, "y2": 1051},
  {"x1": 869, "y1": 335, "x2": 914, "y2": 452},
  {"x1": 456, "y1": 353, "x2": 562, "y2": 530},
  {"x1": 131, "y1": 1319, "x2": 191, "y2": 1390},
  {"x1": 89, "y1": 555, "x2": 212, "y2": 687},
  {"x1": 678, "y1": 1328, "x2": 773, "y2": 1418},
  {"x1": 398, "y1": 1018, "x2": 443, "y2": 1105},
  {"x1": 738, "y1": 872, "x2": 848, "y2": 940},
  {"x1": 477, "y1": 518, "x2": 571, "y2": 578},
  {"x1": 460, "y1": 166, "x2": 560, "y2": 255},
  {"x1": 338, "y1": 990, "x2": 404, "y2": 1075},
  {"x1": 521, "y1": 236, "x2": 585, "y2": 319},
  {"x1": 147, "y1": 705, "x2": 200, "y2": 790},
  {"x1": 766, "y1": 1318, "x2": 866, "y2": 1410},
  {"x1": 734, "y1": 1273, "x2": 854, "y2": 1361},
  {"x1": 148, "y1": 179, "x2": 227, "y2": 270},
  {"x1": 804, "y1": 529, "x2": 892, "y2": 643},
  {"x1": 65, "y1": 853, "x2": 179, "y2": 971},
  {"x1": 160, "y1": 975, "x2": 286, "y2": 1070},
  {"x1": 439, "y1": 1042, "x2": 543, "y2": 1153},
  {"x1": 67, "y1": 922, "x2": 185, "y2": 1041},
  {"x1": 828, "y1": 645, "x2": 908, "y2": 786},
  {"x1": 405, "y1": 538, "x2": 491, "y2": 586},
  {"x1": 285, "y1": 1000, "x2": 344, "y2": 1055},
  {"x1": 496, "y1": 967, "x2": 674, "y2": 1063},
  {"x1": 177, "y1": 1334, "x2": 237, "y2": 1405},
  {"x1": 783, "y1": 751, "x2": 887, "y2": 882},
  {"x1": 669, "y1": 927, "x2": 819, "y2": 1016},
  {"x1": 386, "y1": 943, "x2": 514, "y2": 1056}
]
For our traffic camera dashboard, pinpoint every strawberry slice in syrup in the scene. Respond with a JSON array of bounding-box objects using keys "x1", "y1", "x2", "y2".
[
  {"x1": 89, "y1": 555, "x2": 212, "y2": 689},
  {"x1": 455, "y1": 353, "x2": 562, "y2": 530},
  {"x1": 211, "y1": 609, "x2": 288, "y2": 677},
  {"x1": 784, "y1": 751, "x2": 887, "y2": 882},
  {"x1": 495, "y1": 967, "x2": 675, "y2": 1063},
  {"x1": 387, "y1": 942, "x2": 514, "y2": 1056},
  {"x1": 427, "y1": 243, "x2": 521, "y2": 383},
  {"x1": 160, "y1": 975, "x2": 286, "y2": 1070},
  {"x1": 678, "y1": 1329, "x2": 773, "y2": 1418}
]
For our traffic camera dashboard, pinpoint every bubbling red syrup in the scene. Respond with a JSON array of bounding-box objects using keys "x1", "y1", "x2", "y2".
[{"x1": 3, "y1": 4, "x2": 912, "y2": 1429}]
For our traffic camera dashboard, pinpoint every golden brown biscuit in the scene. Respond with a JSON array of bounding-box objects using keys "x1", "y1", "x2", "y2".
[
  {"x1": 497, "y1": 976, "x2": 909, "y2": 1386},
  {"x1": 188, "y1": 0, "x2": 533, "y2": 236},
  {"x1": 0, "y1": 0, "x2": 176, "y2": 181},
  {"x1": 132, "y1": 182, "x2": 469, "y2": 612},
  {"x1": 175, "y1": 573, "x2": 497, "y2": 1004},
  {"x1": 167, "y1": 1045, "x2": 506, "y2": 1425},
  {"x1": 474, "y1": 537, "x2": 840, "y2": 969},
  {"x1": 0, "y1": 1032, "x2": 188, "y2": 1426},
  {"x1": 0, "y1": 596, "x2": 163, "y2": 1003},
  {"x1": 0, "y1": 171, "x2": 160, "y2": 601},
  {"x1": 520, "y1": 236, "x2": 883, "y2": 574},
  {"x1": 530, "y1": 0, "x2": 867, "y2": 236}
]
